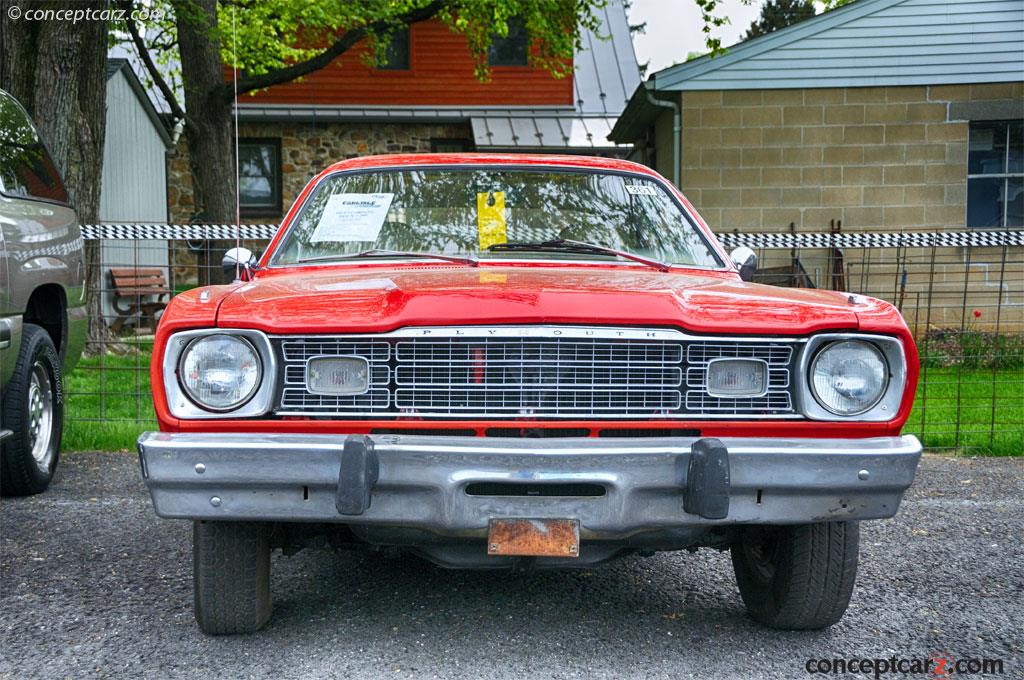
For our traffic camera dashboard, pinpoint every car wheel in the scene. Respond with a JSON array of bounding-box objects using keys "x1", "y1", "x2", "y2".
[
  {"x1": 193, "y1": 520, "x2": 272, "y2": 635},
  {"x1": 731, "y1": 521, "x2": 859, "y2": 630},
  {"x1": 1, "y1": 323, "x2": 63, "y2": 496}
]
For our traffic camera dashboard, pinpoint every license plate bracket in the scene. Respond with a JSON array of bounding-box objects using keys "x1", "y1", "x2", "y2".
[{"x1": 487, "y1": 518, "x2": 580, "y2": 557}]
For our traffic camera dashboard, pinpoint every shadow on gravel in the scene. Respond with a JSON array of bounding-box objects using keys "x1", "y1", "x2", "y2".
[{"x1": 264, "y1": 544, "x2": 804, "y2": 643}]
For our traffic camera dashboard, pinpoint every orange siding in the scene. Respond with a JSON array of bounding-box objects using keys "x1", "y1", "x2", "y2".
[{"x1": 236, "y1": 19, "x2": 572, "y2": 107}]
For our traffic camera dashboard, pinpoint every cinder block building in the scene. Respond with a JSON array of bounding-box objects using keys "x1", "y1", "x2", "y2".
[{"x1": 610, "y1": 0, "x2": 1023, "y2": 329}]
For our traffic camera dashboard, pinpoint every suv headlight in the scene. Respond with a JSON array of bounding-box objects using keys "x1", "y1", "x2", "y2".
[
  {"x1": 179, "y1": 334, "x2": 262, "y2": 411},
  {"x1": 809, "y1": 339, "x2": 888, "y2": 416}
]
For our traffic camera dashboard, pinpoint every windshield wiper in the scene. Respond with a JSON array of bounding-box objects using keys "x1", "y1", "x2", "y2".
[
  {"x1": 487, "y1": 239, "x2": 670, "y2": 272},
  {"x1": 296, "y1": 249, "x2": 479, "y2": 267}
]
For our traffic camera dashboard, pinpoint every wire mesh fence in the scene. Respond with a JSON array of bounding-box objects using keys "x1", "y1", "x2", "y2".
[
  {"x1": 65, "y1": 226, "x2": 1023, "y2": 456},
  {"x1": 727, "y1": 226, "x2": 1023, "y2": 457},
  {"x1": 67, "y1": 230, "x2": 271, "y2": 451}
]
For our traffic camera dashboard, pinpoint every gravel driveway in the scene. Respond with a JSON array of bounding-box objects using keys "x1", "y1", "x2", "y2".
[{"x1": 1, "y1": 451, "x2": 1021, "y2": 679}]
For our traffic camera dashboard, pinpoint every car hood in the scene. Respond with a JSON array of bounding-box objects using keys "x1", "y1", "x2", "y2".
[{"x1": 213, "y1": 264, "x2": 865, "y2": 335}]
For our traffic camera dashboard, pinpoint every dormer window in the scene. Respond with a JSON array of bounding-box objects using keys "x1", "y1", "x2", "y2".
[
  {"x1": 378, "y1": 29, "x2": 410, "y2": 70},
  {"x1": 488, "y1": 17, "x2": 528, "y2": 66}
]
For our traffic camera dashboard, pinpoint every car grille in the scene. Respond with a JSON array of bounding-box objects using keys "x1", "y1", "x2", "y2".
[{"x1": 274, "y1": 327, "x2": 800, "y2": 419}]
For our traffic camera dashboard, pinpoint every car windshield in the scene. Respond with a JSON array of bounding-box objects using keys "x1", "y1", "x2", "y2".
[{"x1": 271, "y1": 167, "x2": 723, "y2": 268}]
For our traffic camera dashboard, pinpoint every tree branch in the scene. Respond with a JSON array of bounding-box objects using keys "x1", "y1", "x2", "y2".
[
  {"x1": 226, "y1": 1, "x2": 444, "y2": 98},
  {"x1": 119, "y1": 0, "x2": 186, "y2": 123}
]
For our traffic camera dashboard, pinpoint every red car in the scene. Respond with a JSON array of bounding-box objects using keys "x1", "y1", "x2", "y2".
[{"x1": 138, "y1": 154, "x2": 921, "y2": 635}]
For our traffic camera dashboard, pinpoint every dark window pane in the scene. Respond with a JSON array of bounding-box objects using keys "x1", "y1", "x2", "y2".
[
  {"x1": 1007, "y1": 177, "x2": 1023, "y2": 227},
  {"x1": 1007, "y1": 120, "x2": 1023, "y2": 174},
  {"x1": 431, "y1": 139, "x2": 471, "y2": 152},
  {"x1": 0, "y1": 90, "x2": 68, "y2": 203},
  {"x1": 488, "y1": 17, "x2": 528, "y2": 66},
  {"x1": 968, "y1": 121, "x2": 1007, "y2": 175},
  {"x1": 238, "y1": 140, "x2": 280, "y2": 212},
  {"x1": 967, "y1": 177, "x2": 1005, "y2": 227},
  {"x1": 378, "y1": 30, "x2": 409, "y2": 70}
]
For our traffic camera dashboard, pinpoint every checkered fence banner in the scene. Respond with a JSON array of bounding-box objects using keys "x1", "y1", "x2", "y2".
[
  {"x1": 717, "y1": 230, "x2": 1024, "y2": 250},
  {"x1": 80, "y1": 224, "x2": 1024, "y2": 249},
  {"x1": 80, "y1": 224, "x2": 280, "y2": 240}
]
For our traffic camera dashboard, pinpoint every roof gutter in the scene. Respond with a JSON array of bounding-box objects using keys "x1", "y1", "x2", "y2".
[{"x1": 643, "y1": 81, "x2": 680, "y2": 188}]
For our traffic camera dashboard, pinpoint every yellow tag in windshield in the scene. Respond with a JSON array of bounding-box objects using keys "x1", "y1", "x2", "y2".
[{"x1": 476, "y1": 191, "x2": 507, "y2": 251}]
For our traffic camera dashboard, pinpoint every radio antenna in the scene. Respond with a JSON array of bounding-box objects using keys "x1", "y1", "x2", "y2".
[{"x1": 231, "y1": 3, "x2": 242, "y2": 283}]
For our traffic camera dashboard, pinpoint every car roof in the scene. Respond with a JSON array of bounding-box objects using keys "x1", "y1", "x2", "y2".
[{"x1": 321, "y1": 153, "x2": 663, "y2": 178}]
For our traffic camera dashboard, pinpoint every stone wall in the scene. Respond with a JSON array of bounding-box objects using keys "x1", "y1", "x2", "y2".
[{"x1": 167, "y1": 121, "x2": 473, "y2": 224}]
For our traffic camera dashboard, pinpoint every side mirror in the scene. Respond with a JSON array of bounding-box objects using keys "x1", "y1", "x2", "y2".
[
  {"x1": 222, "y1": 247, "x2": 258, "y2": 282},
  {"x1": 730, "y1": 246, "x2": 757, "y2": 282}
]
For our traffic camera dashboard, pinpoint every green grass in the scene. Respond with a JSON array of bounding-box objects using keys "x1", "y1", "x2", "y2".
[
  {"x1": 905, "y1": 366, "x2": 1023, "y2": 456},
  {"x1": 64, "y1": 347, "x2": 156, "y2": 452},
  {"x1": 62, "y1": 352, "x2": 1023, "y2": 455}
]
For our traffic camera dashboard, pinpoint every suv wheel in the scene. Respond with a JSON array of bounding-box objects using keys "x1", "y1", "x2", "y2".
[
  {"x1": 1, "y1": 323, "x2": 63, "y2": 496},
  {"x1": 193, "y1": 520, "x2": 272, "y2": 635},
  {"x1": 731, "y1": 521, "x2": 859, "y2": 630}
]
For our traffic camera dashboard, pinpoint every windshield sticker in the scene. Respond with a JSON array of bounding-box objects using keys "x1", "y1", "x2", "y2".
[
  {"x1": 310, "y1": 193, "x2": 395, "y2": 242},
  {"x1": 624, "y1": 184, "x2": 658, "y2": 196},
  {"x1": 477, "y1": 191, "x2": 508, "y2": 250}
]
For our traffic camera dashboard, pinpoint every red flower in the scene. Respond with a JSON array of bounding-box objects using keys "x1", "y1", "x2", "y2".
[{"x1": 973, "y1": 309, "x2": 982, "y2": 318}]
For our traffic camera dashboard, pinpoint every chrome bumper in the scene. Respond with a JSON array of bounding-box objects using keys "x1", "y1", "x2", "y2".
[{"x1": 138, "y1": 433, "x2": 921, "y2": 534}]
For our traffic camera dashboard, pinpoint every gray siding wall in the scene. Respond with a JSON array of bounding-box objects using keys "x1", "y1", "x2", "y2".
[
  {"x1": 99, "y1": 71, "x2": 168, "y2": 327},
  {"x1": 657, "y1": 0, "x2": 1024, "y2": 90}
]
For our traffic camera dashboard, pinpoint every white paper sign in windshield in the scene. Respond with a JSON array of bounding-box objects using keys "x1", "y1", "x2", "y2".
[{"x1": 310, "y1": 193, "x2": 395, "y2": 243}]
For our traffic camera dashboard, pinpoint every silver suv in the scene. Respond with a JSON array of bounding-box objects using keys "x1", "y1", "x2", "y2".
[{"x1": 0, "y1": 88, "x2": 86, "y2": 495}]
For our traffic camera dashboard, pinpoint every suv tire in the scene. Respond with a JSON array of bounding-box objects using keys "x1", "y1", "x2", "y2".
[
  {"x1": 1, "y1": 323, "x2": 63, "y2": 496},
  {"x1": 731, "y1": 521, "x2": 859, "y2": 630},
  {"x1": 193, "y1": 520, "x2": 272, "y2": 635}
]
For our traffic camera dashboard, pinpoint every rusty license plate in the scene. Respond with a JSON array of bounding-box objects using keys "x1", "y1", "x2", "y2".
[{"x1": 487, "y1": 518, "x2": 580, "y2": 557}]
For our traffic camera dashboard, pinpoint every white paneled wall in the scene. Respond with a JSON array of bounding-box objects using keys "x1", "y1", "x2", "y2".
[{"x1": 99, "y1": 69, "x2": 170, "y2": 329}]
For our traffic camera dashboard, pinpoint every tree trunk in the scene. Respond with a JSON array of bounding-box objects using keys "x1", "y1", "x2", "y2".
[
  {"x1": 175, "y1": 0, "x2": 236, "y2": 286},
  {"x1": 0, "y1": 0, "x2": 110, "y2": 348}
]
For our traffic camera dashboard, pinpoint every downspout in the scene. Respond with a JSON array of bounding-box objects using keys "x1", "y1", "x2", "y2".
[
  {"x1": 642, "y1": 81, "x2": 680, "y2": 188},
  {"x1": 170, "y1": 117, "x2": 186, "y2": 146},
  {"x1": 166, "y1": 118, "x2": 186, "y2": 225}
]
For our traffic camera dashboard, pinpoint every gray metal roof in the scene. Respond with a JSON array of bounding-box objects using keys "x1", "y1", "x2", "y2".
[
  {"x1": 573, "y1": 0, "x2": 642, "y2": 115},
  {"x1": 650, "y1": 0, "x2": 1024, "y2": 91},
  {"x1": 236, "y1": 104, "x2": 568, "y2": 123},
  {"x1": 470, "y1": 114, "x2": 624, "y2": 150},
  {"x1": 236, "y1": 0, "x2": 641, "y2": 150}
]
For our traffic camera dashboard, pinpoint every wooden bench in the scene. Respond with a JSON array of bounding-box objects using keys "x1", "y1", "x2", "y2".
[{"x1": 109, "y1": 267, "x2": 171, "y2": 334}]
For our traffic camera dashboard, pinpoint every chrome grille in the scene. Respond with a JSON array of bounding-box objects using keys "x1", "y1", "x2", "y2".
[
  {"x1": 394, "y1": 338, "x2": 683, "y2": 415},
  {"x1": 272, "y1": 327, "x2": 801, "y2": 419}
]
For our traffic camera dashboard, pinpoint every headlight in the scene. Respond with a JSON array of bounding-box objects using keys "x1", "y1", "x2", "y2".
[
  {"x1": 178, "y1": 335, "x2": 262, "y2": 411},
  {"x1": 809, "y1": 340, "x2": 888, "y2": 416}
]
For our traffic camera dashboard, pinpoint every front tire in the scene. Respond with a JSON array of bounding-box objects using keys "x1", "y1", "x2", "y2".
[
  {"x1": 193, "y1": 521, "x2": 272, "y2": 635},
  {"x1": 1, "y1": 323, "x2": 63, "y2": 496},
  {"x1": 731, "y1": 521, "x2": 859, "y2": 630}
]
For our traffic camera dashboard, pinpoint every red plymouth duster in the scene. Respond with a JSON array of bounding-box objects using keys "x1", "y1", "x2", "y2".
[{"x1": 138, "y1": 154, "x2": 921, "y2": 634}]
